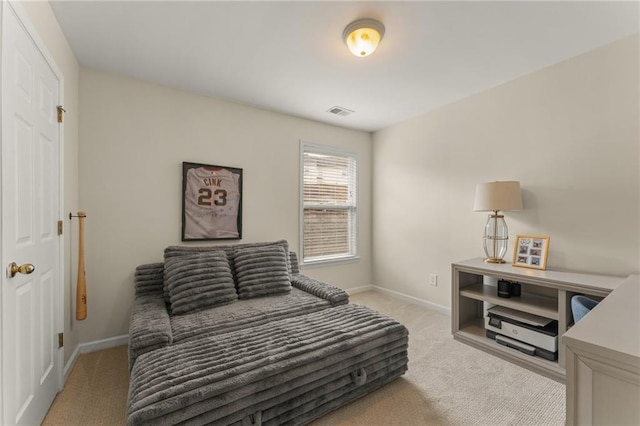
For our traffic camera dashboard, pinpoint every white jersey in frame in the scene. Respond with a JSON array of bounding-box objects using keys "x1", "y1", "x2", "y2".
[{"x1": 183, "y1": 164, "x2": 242, "y2": 239}]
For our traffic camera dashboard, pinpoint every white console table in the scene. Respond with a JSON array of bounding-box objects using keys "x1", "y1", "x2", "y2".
[{"x1": 451, "y1": 258, "x2": 625, "y2": 382}]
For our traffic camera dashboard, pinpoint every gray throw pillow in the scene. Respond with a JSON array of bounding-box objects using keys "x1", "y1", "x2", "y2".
[
  {"x1": 234, "y1": 245, "x2": 292, "y2": 299},
  {"x1": 134, "y1": 263, "x2": 164, "y2": 297},
  {"x1": 164, "y1": 239, "x2": 293, "y2": 277},
  {"x1": 164, "y1": 251, "x2": 237, "y2": 314}
]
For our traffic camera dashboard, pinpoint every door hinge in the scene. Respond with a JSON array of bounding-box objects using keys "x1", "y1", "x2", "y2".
[
  {"x1": 57, "y1": 220, "x2": 63, "y2": 235},
  {"x1": 58, "y1": 332, "x2": 63, "y2": 348},
  {"x1": 57, "y1": 105, "x2": 65, "y2": 123}
]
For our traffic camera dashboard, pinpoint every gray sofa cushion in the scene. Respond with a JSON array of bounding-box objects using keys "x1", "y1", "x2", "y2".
[
  {"x1": 128, "y1": 294, "x2": 172, "y2": 370},
  {"x1": 164, "y1": 251, "x2": 237, "y2": 314},
  {"x1": 170, "y1": 287, "x2": 333, "y2": 344},
  {"x1": 289, "y1": 252, "x2": 300, "y2": 275},
  {"x1": 234, "y1": 245, "x2": 292, "y2": 299},
  {"x1": 164, "y1": 240, "x2": 293, "y2": 279},
  {"x1": 134, "y1": 263, "x2": 164, "y2": 297},
  {"x1": 127, "y1": 304, "x2": 409, "y2": 426},
  {"x1": 291, "y1": 274, "x2": 349, "y2": 306}
]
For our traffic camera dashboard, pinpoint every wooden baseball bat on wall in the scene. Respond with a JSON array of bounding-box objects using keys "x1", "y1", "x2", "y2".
[{"x1": 75, "y1": 211, "x2": 87, "y2": 320}]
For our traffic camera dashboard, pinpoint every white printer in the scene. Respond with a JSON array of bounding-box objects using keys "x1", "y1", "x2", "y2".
[{"x1": 485, "y1": 305, "x2": 558, "y2": 360}]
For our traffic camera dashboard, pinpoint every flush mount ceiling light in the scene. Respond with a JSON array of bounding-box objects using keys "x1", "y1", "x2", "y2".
[{"x1": 343, "y1": 18, "x2": 385, "y2": 57}]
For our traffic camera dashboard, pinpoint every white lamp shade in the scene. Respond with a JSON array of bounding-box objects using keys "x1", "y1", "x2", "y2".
[{"x1": 473, "y1": 181, "x2": 523, "y2": 212}]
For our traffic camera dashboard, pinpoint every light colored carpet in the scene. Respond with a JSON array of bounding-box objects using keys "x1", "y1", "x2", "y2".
[
  {"x1": 42, "y1": 345, "x2": 129, "y2": 425},
  {"x1": 43, "y1": 291, "x2": 564, "y2": 425},
  {"x1": 312, "y1": 291, "x2": 565, "y2": 425}
]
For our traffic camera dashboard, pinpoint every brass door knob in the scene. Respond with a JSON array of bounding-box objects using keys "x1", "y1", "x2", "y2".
[{"x1": 8, "y1": 262, "x2": 35, "y2": 278}]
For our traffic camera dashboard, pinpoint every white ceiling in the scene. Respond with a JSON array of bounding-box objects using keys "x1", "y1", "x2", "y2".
[{"x1": 50, "y1": 1, "x2": 639, "y2": 132}]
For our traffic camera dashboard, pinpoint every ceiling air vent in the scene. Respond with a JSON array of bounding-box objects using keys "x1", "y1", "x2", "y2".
[{"x1": 326, "y1": 106, "x2": 354, "y2": 117}]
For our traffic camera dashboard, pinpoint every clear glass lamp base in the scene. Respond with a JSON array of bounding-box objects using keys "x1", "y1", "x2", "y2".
[{"x1": 483, "y1": 213, "x2": 509, "y2": 263}]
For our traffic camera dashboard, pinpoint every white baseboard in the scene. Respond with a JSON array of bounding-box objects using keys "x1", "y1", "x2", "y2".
[
  {"x1": 63, "y1": 334, "x2": 129, "y2": 383},
  {"x1": 79, "y1": 334, "x2": 129, "y2": 354},
  {"x1": 63, "y1": 345, "x2": 81, "y2": 383},
  {"x1": 370, "y1": 286, "x2": 451, "y2": 315},
  {"x1": 344, "y1": 283, "x2": 451, "y2": 315},
  {"x1": 346, "y1": 285, "x2": 374, "y2": 295}
]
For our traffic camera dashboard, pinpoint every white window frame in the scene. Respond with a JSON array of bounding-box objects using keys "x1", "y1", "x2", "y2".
[{"x1": 299, "y1": 140, "x2": 359, "y2": 267}]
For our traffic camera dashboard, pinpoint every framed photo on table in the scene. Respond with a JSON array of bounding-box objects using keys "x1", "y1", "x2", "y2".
[
  {"x1": 182, "y1": 161, "x2": 243, "y2": 241},
  {"x1": 512, "y1": 235, "x2": 550, "y2": 270}
]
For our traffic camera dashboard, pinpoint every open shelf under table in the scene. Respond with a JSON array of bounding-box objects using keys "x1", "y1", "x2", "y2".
[
  {"x1": 460, "y1": 284, "x2": 558, "y2": 320},
  {"x1": 455, "y1": 319, "x2": 564, "y2": 382}
]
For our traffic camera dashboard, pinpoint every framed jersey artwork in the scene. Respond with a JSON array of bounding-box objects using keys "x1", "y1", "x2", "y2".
[{"x1": 182, "y1": 161, "x2": 243, "y2": 241}]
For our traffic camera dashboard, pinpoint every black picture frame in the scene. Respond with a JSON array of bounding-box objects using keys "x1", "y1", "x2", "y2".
[{"x1": 182, "y1": 161, "x2": 243, "y2": 241}]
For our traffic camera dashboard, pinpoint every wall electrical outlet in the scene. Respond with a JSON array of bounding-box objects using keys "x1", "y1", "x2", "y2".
[{"x1": 429, "y1": 274, "x2": 438, "y2": 287}]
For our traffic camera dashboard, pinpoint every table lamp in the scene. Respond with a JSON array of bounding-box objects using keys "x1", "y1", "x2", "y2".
[{"x1": 473, "y1": 181, "x2": 523, "y2": 263}]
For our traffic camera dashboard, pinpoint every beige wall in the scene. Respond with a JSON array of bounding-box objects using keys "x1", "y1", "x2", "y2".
[
  {"x1": 372, "y1": 35, "x2": 640, "y2": 309},
  {"x1": 78, "y1": 68, "x2": 373, "y2": 343},
  {"x1": 20, "y1": 1, "x2": 80, "y2": 365},
  {"x1": 17, "y1": 2, "x2": 638, "y2": 348}
]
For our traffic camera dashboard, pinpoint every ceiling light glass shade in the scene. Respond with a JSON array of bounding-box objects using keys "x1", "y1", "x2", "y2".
[{"x1": 343, "y1": 18, "x2": 385, "y2": 57}]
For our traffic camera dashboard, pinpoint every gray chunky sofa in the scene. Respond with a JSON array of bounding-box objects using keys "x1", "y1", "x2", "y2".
[{"x1": 127, "y1": 240, "x2": 409, "y2": 425}]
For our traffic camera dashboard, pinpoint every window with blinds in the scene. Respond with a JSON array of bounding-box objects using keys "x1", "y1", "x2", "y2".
[{"x1": 301, "y1": 143, "x2": 357, "y2": 264}]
